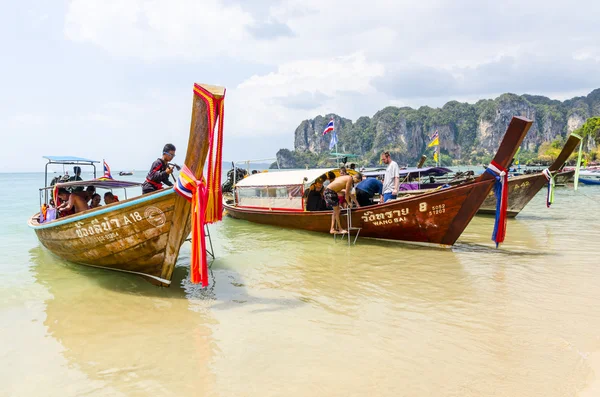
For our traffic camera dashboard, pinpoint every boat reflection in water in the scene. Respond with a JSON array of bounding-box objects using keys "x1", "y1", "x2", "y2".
[{"x1": 29, "y1": 246, "x2": 218, "y2": 396}]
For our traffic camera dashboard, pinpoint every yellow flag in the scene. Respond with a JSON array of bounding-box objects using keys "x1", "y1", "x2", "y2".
[
  {"x1": 433, "y1": 151, "x2": 438, "y2": 163},
  {"x1": 427, "y1": 137, "x2": 439, "y2": 148}
]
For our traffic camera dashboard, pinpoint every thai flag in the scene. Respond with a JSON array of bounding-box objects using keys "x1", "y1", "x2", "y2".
[
  {"x1": 430, "y1": 130, "x2": 439, "y2": 141},
  {"x1": 329, "y1": 130, "x2": 338, "y2": 150},
  {"x1": 103, "y1": 160, "x2": 113, "y2": 179},
  {"x1": 322, "y1": 118, "x2": 334, "y2": 135}
]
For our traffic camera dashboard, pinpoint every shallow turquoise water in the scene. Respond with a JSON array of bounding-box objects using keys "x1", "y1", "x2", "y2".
[{"x1": 1, "y1": 172, "x2": 600, "y2": 396}]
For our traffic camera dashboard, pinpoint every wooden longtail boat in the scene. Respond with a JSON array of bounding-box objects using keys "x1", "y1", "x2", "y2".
[
  {"x1": 224, "y1": 116, "x2": 532, "y2": 247},
  {"x1": 478, "y1": 134, "x2": 581, "y2": 217},
  {"x1": 28, "y1": 83, "x2": 226, "y2": 286}
]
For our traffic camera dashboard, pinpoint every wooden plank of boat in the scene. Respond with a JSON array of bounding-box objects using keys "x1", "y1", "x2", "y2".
[
  {"x1": 478, "y1": 134, "x2": 581, "y2": 217},
  {"x1": 225, "y1": 116, "x2": 532, "y2": 247},
  {"x1": 28, "y1": 83, "x2": 225, "y2": 286}
]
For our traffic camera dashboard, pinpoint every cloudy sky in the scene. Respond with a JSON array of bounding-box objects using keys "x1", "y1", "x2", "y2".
[{"x1": 3, "y1": 0, "x2": 600, "y2": 172}]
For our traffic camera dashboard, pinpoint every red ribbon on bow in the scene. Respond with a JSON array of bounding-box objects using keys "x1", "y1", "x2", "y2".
[{"x1": 174, "y1": 164, "x2": 209, "y2": 286}]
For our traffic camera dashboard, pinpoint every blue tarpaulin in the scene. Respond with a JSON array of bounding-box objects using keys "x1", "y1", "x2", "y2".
[{"x1": 43, "y1": 156, "x2": 99, "y2": 163}]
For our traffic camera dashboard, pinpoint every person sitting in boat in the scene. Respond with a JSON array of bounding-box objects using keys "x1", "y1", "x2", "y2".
[
  {"x1": 68, "y1": 166, "x2": 84, "y2": 192},
  {"x1": 90, "y1": 193, "x2": 102, "y2": 208},
  {"x1": 104, "y1": 192, "x2": 118, "y2": 205},
  {"x1": 323, "y1": 174, "x2": 355, "y2": 234},
  {"x1": 355, "y1": 173, "x2": 382, "y2": 207},
  {"x1": 74, "y1": 185, "x2": 96, "y2": 205},
  {"x1": 141, "y1": 143, "x2": 176, "y2": 194},
  {"x1": 303, "y1": 178, "x2": 327, "y2": 211},
  {"x1": 56, "y1": 188, "x2": 89, "y2": 215}
]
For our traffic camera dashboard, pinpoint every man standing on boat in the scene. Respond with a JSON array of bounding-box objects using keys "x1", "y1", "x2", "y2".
[
  {"x1": 323, "y1": 173, "x2": 355, "y2": 234},
  {"x1": 380, "y1": 151, "x2": 399, "y2": 203},
  {"x1": 142, "y1": 144, "x2": 176, "y2": 195}
]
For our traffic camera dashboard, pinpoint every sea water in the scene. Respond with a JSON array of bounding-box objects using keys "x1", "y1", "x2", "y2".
[{"x1": 1, "y1": 172, "x2": 600, "y2": 396}]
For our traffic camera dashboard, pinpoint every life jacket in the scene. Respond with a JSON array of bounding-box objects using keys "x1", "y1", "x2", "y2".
[{"x1": 145, "y1": 162, "x2": 165, "y2": 190}]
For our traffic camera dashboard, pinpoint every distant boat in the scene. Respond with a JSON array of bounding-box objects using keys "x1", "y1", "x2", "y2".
[
  {"x1": 365, "y1": 135, "x2": 581, "y2": 218},
  {"x1": 578, "y1": 169, "x2": 600, "y2": 185},
  {"x1": 118, "y1": 171, "x2": 134, "y2": 176}
]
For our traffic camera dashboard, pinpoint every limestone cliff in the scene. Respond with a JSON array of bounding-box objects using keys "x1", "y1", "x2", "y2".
[{"x1": 275, "y1": 89, "x2": 600, "y2": 167}]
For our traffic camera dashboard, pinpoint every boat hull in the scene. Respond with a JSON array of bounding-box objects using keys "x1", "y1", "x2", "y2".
[
  {"x1": 478, "y1": 173, "x2": 548, "y2": 217},
  {"x1": 579, "y1": 177, "x2": 600, "y2": 185},
  {"x1": 29, "y1": 189, "x2": 184, "y2": 286},
  {"x1": 478, "y1": 169, "x2": 576, "y2": 217}
]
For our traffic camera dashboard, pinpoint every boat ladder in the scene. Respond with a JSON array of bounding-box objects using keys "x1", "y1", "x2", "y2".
[
  {"x1": 185, "y1": 224, "x2": 215, "y2": 260},
  {"x1": 333, "y1": 206, "x2": 361, "y2": 246}
]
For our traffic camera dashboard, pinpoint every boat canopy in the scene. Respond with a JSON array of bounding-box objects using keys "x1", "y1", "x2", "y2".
[
  {"x1": 234, "y1": 168, "x2": 357, "y2": 211},
  {"x1": 235, "y1": 168, "x2": 337, "y2": 188},
  {"x1": 363, "y1": 166, "x2": 452, "y2": 178},
  {"x1": 43, "y1": 156, "x2": 99, "y2": 164},
  {"x1": 41, "y1": 179, "x2": 142, "y2": 190}
]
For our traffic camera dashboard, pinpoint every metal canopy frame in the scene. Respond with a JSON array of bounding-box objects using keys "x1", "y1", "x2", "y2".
[
  {"x1": 232, "y1": 157, "x2": 280, "y2": 205},
  {"x1": 42, "y1": 157, "x2": 100, "y2": 204}
]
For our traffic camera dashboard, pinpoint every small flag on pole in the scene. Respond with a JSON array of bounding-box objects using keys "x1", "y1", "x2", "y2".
[
  {"x1": 322, "y1": 118, "x2": 334, "y2": 135},
  {"x1": 428, "y1": 130, "x2": 439, "y2": 147},
  {"x1": 97, "y1": 160, "x2": 114, "y2": 180}
]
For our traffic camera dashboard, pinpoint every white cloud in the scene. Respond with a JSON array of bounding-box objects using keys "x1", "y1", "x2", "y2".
[
  {"x1": 226, "y1": 53, "x2": 385, "y2": 137},
  {"x1": 64, "y1": 0, "x2": 254, "y2": 60},
  {"x1": 2, "y1": 0, "x2": 594, "y2": 173}
]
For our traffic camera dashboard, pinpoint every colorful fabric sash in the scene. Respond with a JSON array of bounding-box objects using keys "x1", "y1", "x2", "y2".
[
  {"x1": 171, "y1": 83, "x2": 226, "y2": 286},
  {"x1": 542, "y1": 168, "x2": 555, "y2": 208},
  {"x1": 485, "y1": 160, "x2": 508, "y2": 248},
  {"x1": 174, "y1": 164, "x2": 209, "y2": 286},
  {"x1": 193, "y1": 83, "x2": 225, "y2": 224}
]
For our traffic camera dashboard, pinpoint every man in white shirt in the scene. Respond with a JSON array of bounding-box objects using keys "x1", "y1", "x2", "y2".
[{"x1": 380, "y1": 151, "x2": 399, "y2": 203}]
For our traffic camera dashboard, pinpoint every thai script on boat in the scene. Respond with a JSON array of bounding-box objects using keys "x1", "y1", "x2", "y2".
[
  {"x1": 513, "y1": 181, "x2": 531, "y2": 190},
  {"x1": 361, "y1": 208, "x2": 409, "y2": 226},
  {"x1": 74, "y1": 210, "x2": 149, "y2": 239}
]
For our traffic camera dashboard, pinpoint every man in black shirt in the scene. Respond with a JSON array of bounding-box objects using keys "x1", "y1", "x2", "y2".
[{"x1": 142, "y1": 143, "x2": 176, "y2": 194}]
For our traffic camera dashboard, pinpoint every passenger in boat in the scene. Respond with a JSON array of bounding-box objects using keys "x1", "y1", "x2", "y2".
[
  {"x1": 68, "y1": 166, "x2": 84, "y2": 192},
  {"x1": 337, "y1": 167, "x2": 350, "y2": 207},
  {"x1": 303, "y1": 178, "x2": 327, "y2": 211},
  {"x1": 104, "y1": 192, "x2": 118, "y2": 205},
  {"x1": 56, "y1": 188, "x2": 89, "y2": 215},
  {"x1": 141, "y1": 143, "x2": 176, "y2": 194},
  {"x1": 355, "y1": 174, "x2": 382, "y2": 207},
  {"x1": 380, "y1": 151, "x2": 399, "y2": 203},
  {"x1": 74, "y1": 185, "x2": 96, "y2": 205},
  {"x1": 90, "y1": 193, "x2": 102, "y2": 208},
  {"x1": 323, "y1": 171, "x2": 336, "y2": 189},
  {"x1": 323, "y1": 174, "x2": 354, "y2": 234}
]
